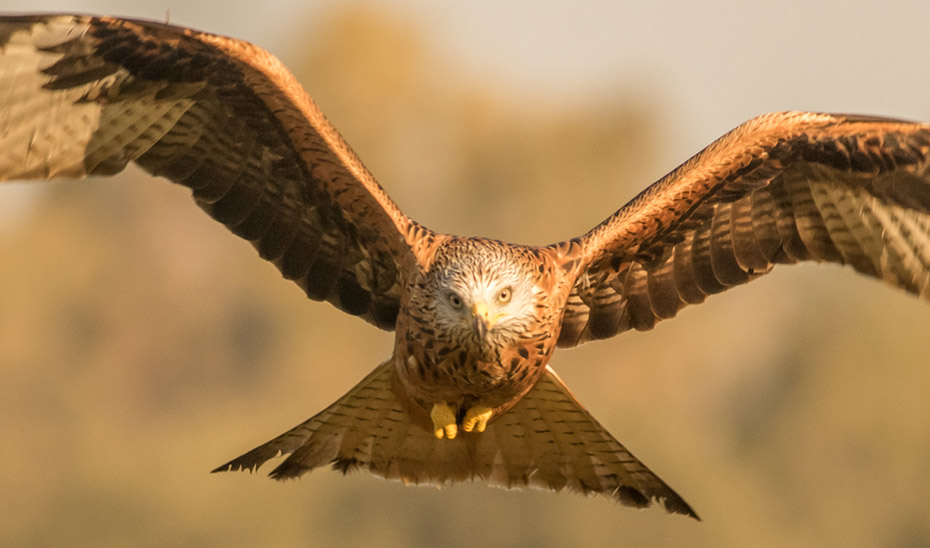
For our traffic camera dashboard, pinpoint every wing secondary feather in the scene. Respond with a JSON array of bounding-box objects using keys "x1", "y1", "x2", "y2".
[
  {"x1": 555, "y1": 112, "x2": 930, "y2": 346},
  {"x1": 0, "y1": 14, "x2": 438, "y2": 329}
]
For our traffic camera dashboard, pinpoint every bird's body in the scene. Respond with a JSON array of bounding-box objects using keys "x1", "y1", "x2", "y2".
[
  {"x1": 2, "y1": 14, "x2": 929, "y2": 519},
  {"x1": 395, "y1": 238, "x2": 563, "y2": 427}
]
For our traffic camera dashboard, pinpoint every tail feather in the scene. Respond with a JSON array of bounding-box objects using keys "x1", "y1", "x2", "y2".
[
  {"x1": 213, "y1": 361, "x2": 698, "y2": 519},
  {"x1": 485, "y1": 368, "x2": 696, "y2": 517}
]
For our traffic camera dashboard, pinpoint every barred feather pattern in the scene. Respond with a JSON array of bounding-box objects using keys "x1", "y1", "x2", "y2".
[
  {"x1": 558, "y1": 113, "x2": 930, "y2": 346},
  {"x1": 214, "y1": 361, "x2": 697, "y2": 518},
  {"x1": 0, "y1": 14, "x2": 421, "y2": 329},
  {"x1": 5, "y1": 15, "x2": 930, "y2": 519}
]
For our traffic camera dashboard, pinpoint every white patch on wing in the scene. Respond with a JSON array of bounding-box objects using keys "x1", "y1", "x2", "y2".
[
  {"x1": 0, "y1": 16, "x2": 200, "y2": 182},
  {"x1": 0, "y1": 18, "x2": 100, "y2": 179}
]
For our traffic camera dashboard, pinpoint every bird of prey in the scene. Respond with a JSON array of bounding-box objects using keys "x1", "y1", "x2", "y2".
[{"x1": 1, "y1": 14, "x2": 929, "y2": 520}]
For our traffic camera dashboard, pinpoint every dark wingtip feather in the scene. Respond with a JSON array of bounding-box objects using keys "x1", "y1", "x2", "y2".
[
  {"x1": 661, "y1": 493, "x2": 701, "y2": 521},
  {"x1": 210, "y1": 447, "x2": 284, "y2": 475},
  {"x1": 268, "y1": 458, "x2": 314, "y2": 481},
  {"x1": 210, "y1": 457, "x2": 260, "y2": 475},
  {"x1": 612, "y1": 485, "x2": 700, "y2": 521}
]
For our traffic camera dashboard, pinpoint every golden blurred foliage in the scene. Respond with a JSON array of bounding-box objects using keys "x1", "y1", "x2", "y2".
[{"x1": 0, "y1": 6, "x2": 928, "y2": 548}]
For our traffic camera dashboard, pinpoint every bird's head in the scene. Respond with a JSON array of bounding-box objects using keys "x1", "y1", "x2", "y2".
[{"x1": 423, "y1": 239, "x2": 545, "y2": 349}]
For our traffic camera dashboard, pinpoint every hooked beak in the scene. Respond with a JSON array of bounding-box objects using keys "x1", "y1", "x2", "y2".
[{"x1": 472, "y1": 302, "x2": 492, "y2": 338}]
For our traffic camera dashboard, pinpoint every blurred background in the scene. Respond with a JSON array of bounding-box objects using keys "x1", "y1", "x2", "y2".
[{"x1": 1, "y1": 1, "x2": 929, "y2": 547}]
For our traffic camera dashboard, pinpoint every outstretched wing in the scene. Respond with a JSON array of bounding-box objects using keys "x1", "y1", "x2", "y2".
[
  {"x1": 0, "y1": 14, "x2": 434, "y2": 329},
  {"x1": 555, "y1": 111, "x2": 930, "y2": 347}
]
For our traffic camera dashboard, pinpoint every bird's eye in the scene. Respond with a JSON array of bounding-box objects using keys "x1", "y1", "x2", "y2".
[
  {"x1": 448, "y1": 293, "x2": 464, "y2": 309},
  {"x1": 497, "y1": 287, "x2": 512, "y2": 304}
]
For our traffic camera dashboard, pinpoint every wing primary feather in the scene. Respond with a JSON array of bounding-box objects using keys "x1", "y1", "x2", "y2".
[
  {"x1": 556, "y1": 112, "x2": 930, "y2": 347},
  {"x1": 0, "y1": 14, "x2": 429, "y2": 330}
]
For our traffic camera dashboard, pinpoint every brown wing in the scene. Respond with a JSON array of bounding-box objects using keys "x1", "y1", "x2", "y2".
[
  {"x1": 0, "y1": 14, "x2": 436, "y2": 329},
  {"x1": 555, "y1": 111, "x2": 930, "y2": 347}
]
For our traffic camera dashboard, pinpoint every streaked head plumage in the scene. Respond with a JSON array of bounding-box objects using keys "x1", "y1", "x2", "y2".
[{"x1": 425, "y1": 239, "x2": 541, "y2": 347}]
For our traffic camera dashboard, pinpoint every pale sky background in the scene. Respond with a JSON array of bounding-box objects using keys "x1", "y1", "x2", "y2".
[
  {"x1": 3, "y1": 0, "x2": 930, "y2": 233},
  {"x1": 4, "y1": 0, "x2": 930, "y2": 159}
]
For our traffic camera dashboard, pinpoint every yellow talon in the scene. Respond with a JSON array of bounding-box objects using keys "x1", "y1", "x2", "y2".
[
  {"x1": 462, "y1": 405, "x2": 493, "y2": 433},
  {"x1": 430, "y1": 402, "x2": 458, "y2": 439}
]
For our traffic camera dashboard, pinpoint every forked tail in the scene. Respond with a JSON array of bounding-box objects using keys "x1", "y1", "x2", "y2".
[{"x1": 213, "y1": 361, "x2": 697, "y2": 519}]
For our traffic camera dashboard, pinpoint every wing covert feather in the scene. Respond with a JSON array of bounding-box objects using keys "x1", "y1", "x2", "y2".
[
  {"x1": 0, "y1": 14, "x2": 433, "y2": 329},
  {"x1": 556, "y1": 112, "x2": 930, "y2": 347}
]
